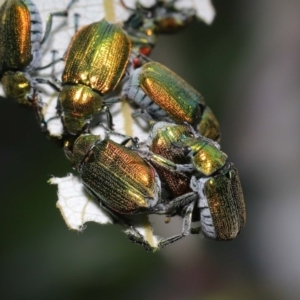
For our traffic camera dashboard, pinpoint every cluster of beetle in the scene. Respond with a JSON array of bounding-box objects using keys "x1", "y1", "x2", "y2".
[{"x1": 0, "y1": 0, "x2": 246, "y2": 251}]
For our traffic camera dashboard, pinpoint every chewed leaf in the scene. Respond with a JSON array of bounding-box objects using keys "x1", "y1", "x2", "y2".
[
  {"x1": 49, "y1": 173, "x2": 113, "y2": 230},
  {"x1": 49, "y1": 173, "x2": 160, "y2": 249}
]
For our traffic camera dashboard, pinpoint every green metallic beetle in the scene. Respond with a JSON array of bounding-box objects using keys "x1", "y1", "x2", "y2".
[
  {"x1": 0, "y1": 0, "x2": 75, "y2": 105},
  {"x1": 71, "y1": 133, "x2": 198, "y2": 250},
  {"x1": 121, "y1": 61, "x2": 221, "y2": 142},
  {"x1": 58, "y1": 19, "x2": 132, "y2": 134},
  {"x1": 121, "y1": 0, "x2": 195, "y2": 64},
  {"x1": 144, "y1": 121, "x2": 246, "y2": 241}
]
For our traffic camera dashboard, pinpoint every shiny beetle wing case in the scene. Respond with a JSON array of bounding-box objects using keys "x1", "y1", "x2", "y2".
[
  {"x1": 0, "y1": 0, "x2": 32, "y2": 72},
  {"x1": 139, "y1": 61, "x2": 204, "y2": 126},
  {"x1": 79, "y1": 139, "x2": 158, "y2": 214},
  {"x1": 62, "y1": 19, "x2": 132, "y2": 94}
]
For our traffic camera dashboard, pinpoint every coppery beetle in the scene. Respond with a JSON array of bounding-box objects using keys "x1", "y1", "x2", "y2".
[{"x1": 122, "y1": 61, "x2": 221, "y2": 142}]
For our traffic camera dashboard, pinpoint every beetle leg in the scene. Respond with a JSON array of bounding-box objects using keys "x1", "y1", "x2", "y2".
[
  {"x1": 126, "y1": 33, "x2": 152, "y2": 46},
  {"x1": 97, "y1": 202, "x2": 153, "y2": 251},
  {"x1": 154, "y1": 192, "x2": 197, "y2": 215},
  {"x1": 101, "y1": 106, "x2": 114, "y2": 130},
  {"x1": 99, "y1": 198, "x2": 153, "y2": 249},
  {"x1": 101, "y1": 97, "x2": 123, "y2": 130},
  {"x1": 158, "y1": 201, "x2": 195, "y2": 249},
  {"x1": 41, "y1": 0, "x2": 78, "y2": 45},
  {"x1": 29, "y1": 89, "x2": 48, "y2": 132},
  {"x1": 119, "y1": 0, "x2": 134, "y2": 11},
  {"x1": 35, "y1": 50, "x2": 63, "y2": 74},
  {"x1": 152, "y1": 154, "x2": 195, "y2": 173},
  {"x1": 74, "y1": 13, "x2": 80, "y2": 33},
  {"x1": 35, "y1": 50, "x2": 63, "y2": 91},
  {"x1": 34, "y1": 78, "x2": 61, "y2": 92},
  {"x1": 100, "y1": 101, "x2": 120, "y2": 130},
  {"x1": 96, "y1": 122, "x2": 139, "y2": 147},
  {"x1": 84, "y1": 185, "x2": 151, "y2": 247},
  {"x1": 119, "y1": 136, "x2": 140, "y2": 148},
  {"x1": 132, "y1": 52, "x2": 154, "y2": 68},
  {"x1": 173, "y1": 163, "x2": 195, "y2": 173},
  {"x1": 126, "y1": 231, "x2": 153, "y2": 252},
  {"x1": 34, "y1": 58, "x2": 63, "y2": 71},
  {"x1": 51, "y1": 50, "x2": 62, "y2": 84},
  {"x1": 34, "y1": 49, "x2": 62, "y2": 91},
  {"x1": 103, "y1": 96, "x2": 122, "y2": 105},
  {"x1": 136, "y1": 150, "x2": 173, "y2": 166},
  {"x1": 137, "y1": 150, "x2": 195, "y2": 173}
]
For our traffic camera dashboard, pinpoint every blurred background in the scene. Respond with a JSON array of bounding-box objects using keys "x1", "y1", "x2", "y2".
[{"x1": 1, "y1": 0, "x2": 300, "y2": 299}]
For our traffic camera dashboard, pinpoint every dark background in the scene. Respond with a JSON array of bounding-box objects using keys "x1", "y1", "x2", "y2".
[{"x1": 1, "y1": 0, "x2": 300, "y2": 299}]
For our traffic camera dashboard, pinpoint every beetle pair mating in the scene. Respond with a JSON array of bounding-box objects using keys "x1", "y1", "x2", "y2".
[{"x1": 69, "y1": 121, "x2": 245, "y2": 250}]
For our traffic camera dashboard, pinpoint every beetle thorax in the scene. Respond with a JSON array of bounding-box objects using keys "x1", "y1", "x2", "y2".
[
  {"x1": 58, "y1": 84, "x2": 103, "y2": 134},
  {"x1": 72, "y1": 134, "x2": 100, "y2": 171},
  {"x1": 1, "y1": 71, "x2": 31, "y2": 105}
]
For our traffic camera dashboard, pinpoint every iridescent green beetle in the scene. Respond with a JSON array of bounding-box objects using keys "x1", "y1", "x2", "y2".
[
  {"x1": 145, "y1": 121, "x2": 246, "y2": 241},
  {"x1": 71, "y1": 133, "x2": 198, "y2": 250},
  {"x1": 122, "y1": 61, "x2": 221, "y2": 142},
  {"x1": 59, "y1": 19, "x2": 132, "y2": 134},
  {"x1": 0, "y1": 0, "x2": 75, "y2": 105}
]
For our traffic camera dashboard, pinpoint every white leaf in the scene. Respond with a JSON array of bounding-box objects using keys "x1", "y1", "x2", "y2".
[
  {"x1": 49, "y1": 174, "x2": 113, "y2": 230},
  {"x1": 49, "y1": 173, "x2": 160, "y2": 250}
]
